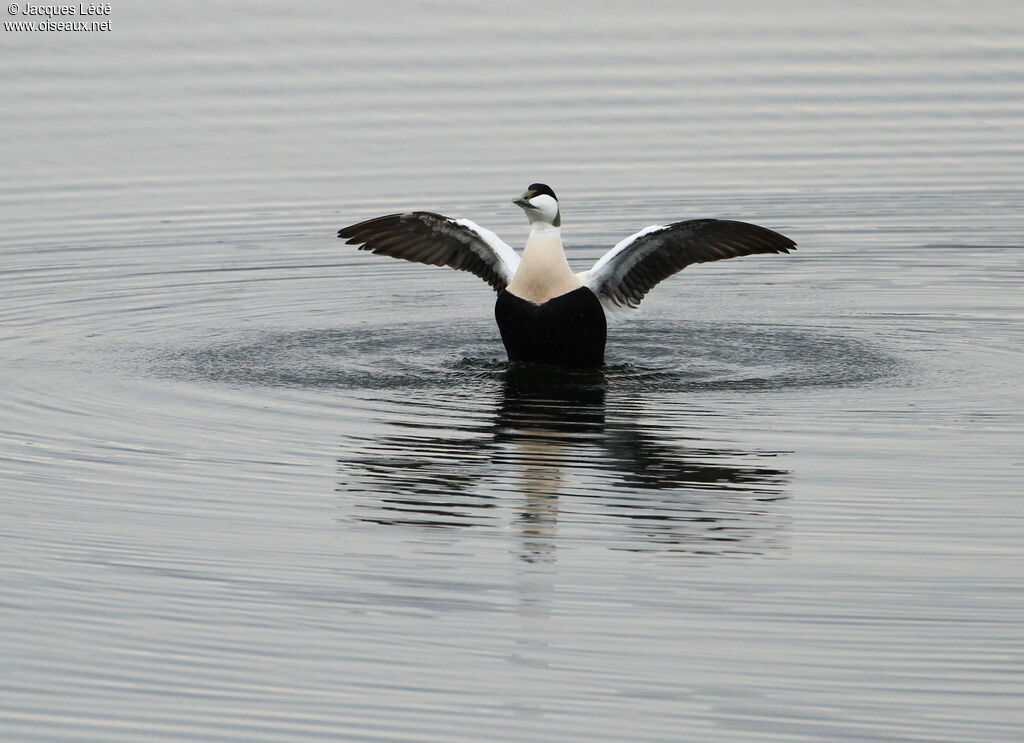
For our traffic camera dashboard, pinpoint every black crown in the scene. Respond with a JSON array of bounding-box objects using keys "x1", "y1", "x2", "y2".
[{"x1": 527, "y1": 183, "x2": 557, "y2": 200}]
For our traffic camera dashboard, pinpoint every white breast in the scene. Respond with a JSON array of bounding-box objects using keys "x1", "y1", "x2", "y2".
[{"x1": 506, "y1": 226, "x2": 583, "y2": 304}]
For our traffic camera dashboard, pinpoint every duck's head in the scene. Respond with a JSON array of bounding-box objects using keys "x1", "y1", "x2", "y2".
[{"x1": 513, "y1": 183, "x2": 560, "y2": 227}]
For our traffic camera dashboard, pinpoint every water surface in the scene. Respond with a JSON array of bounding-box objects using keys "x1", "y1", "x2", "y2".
[{"x1": 2, "y1": 2, "x2": 1023, "y2": 741}]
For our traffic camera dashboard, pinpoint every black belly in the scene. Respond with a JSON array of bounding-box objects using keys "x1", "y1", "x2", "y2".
[{"x1": 494, "y1": 286, "x2": 607, "y2": 369}]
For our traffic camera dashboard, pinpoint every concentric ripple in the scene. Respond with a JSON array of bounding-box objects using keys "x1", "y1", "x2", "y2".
[{"x1": 153, "y1": 320, "x2": 898, "y2": 394}]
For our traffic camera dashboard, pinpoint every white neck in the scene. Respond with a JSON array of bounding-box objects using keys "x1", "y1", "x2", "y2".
[
  {"x1": 529, "y1": 221, "x2": 560, "y2": 237},
  {"x1": 506, "y1": 223, "x2": 583, "y2": 304}
]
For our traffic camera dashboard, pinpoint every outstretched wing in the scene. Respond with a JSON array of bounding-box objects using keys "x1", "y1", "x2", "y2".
[
  {"x1": 337, "y1": 211, "x2": 520, "y2": 291},
  {"x1": 580, "y1": 219, "x2": 795, "y2": 311}
]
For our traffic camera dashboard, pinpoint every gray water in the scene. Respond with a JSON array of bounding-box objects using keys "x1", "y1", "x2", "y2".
[{"x1": 2, "y1": 2, "x2": 1023, "y2": 741}]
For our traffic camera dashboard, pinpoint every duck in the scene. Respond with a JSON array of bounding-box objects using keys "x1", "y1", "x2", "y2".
[{"x1": 337, "y1": 184, "x2": 795, "y2": 369}]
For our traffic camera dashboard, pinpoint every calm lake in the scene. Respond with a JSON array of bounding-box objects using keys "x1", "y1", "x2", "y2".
[{"x1": 2, "y1": 1, "x2": 1022, "y2": 741}]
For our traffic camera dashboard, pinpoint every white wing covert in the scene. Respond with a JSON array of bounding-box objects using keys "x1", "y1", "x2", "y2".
[
  {"x1": 338, "y1": 211, "x2": 520, "y2": 291},
  {"x1": 581, "y1": 218, "x2": 795, "y2": 311}
]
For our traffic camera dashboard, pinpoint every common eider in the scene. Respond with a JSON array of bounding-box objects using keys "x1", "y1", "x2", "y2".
[{"x1": 337, "y1": 184, "x2": 795, "y2": 369}]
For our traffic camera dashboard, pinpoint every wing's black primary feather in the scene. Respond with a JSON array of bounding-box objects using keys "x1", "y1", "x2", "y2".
[
  {"x1": 583, "y1": 219, "x2": 795, "y2": 310},
  {"x1": 338, "y1": 211, "x2": 520, "y2": 291}
]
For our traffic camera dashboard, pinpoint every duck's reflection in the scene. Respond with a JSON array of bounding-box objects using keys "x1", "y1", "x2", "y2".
[{"x1": 338, "y1": 365, "x2": 790, "y2": 558}]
